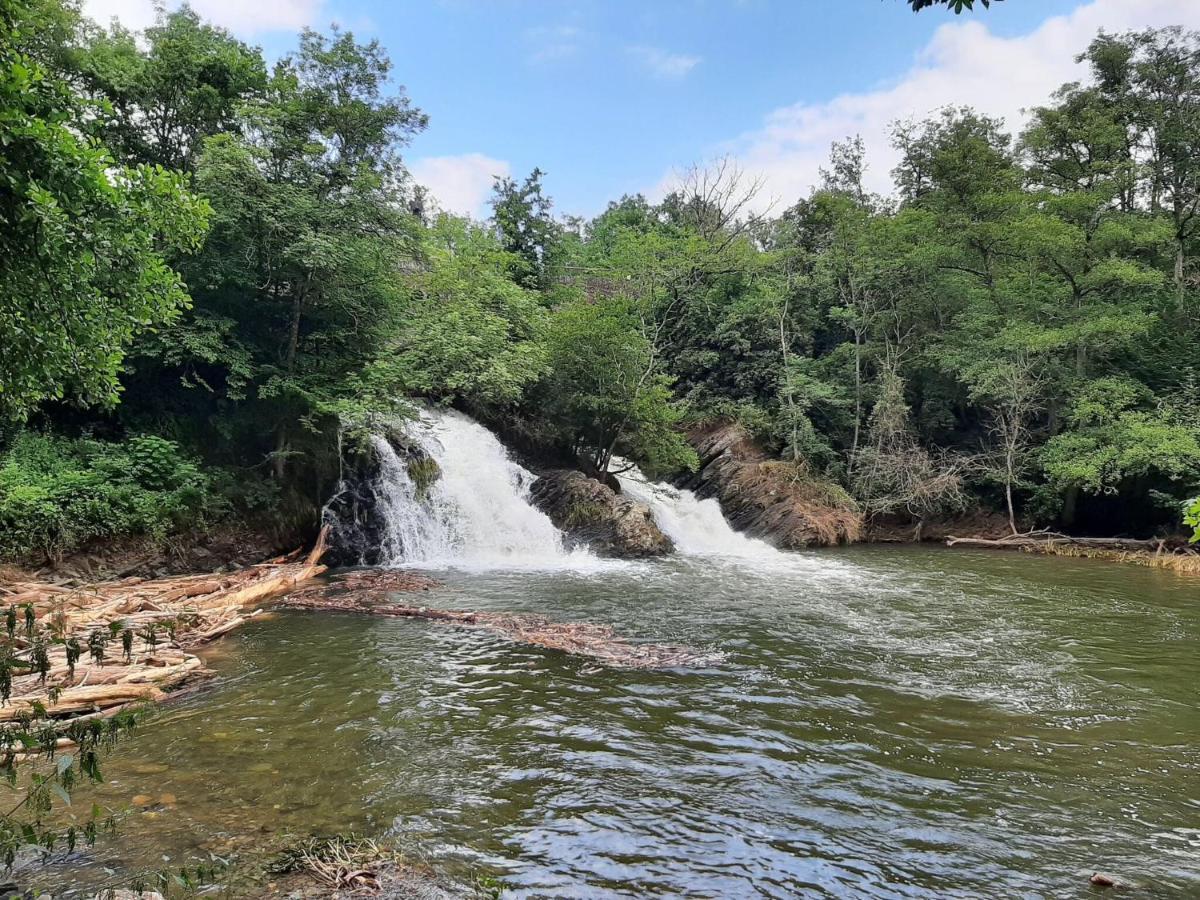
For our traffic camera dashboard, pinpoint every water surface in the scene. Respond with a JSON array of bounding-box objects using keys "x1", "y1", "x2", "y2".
[{"x1": 44, "y1": 547, "x2": 1200, "y2": 898}]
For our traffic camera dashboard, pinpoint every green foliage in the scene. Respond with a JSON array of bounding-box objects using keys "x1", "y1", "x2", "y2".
[
  {"x1": 73, "y1": 7, "x2": 268, "y2": 170},
  {"x1": 1041, "y1": 378, "x2": 1200, "y2": 495},
  {"x1": 490, "y1": 168, "x2": 561, "y2": 289},
  {"x1": 390, "y1": 215, "x2": 548, "y2": 408},
  {"x1": 0, "y1": 692, "x2": 137, "y2": 873},
  {"x1": 0, "y1": 433, "x2": 224, "y2": 560},
  {"x1": 0, "y1": 0, "x2": 210, "y2": 421},
  {"x1": 538, "y1": 297, "x2": 697, "y2": 477},
  {"x1": 1184, "y1": 497, "x2": 1200, "y2": 542}
]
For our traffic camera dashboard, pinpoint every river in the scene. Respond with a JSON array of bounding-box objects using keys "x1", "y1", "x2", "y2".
[{"x1": 39, "y1": 411, "x2": 1200, "y2": 898}]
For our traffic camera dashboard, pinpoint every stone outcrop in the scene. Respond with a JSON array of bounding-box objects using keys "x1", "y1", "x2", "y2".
[
  {"x1": 323, "y1": 428, "x2": 440, "y2": 566},
  {"x1": 529, "y1": 470, "x2": 673, "y2": 558},
  {"x1": 679, "y1": 423, "x2": 863, "y2": 548}
]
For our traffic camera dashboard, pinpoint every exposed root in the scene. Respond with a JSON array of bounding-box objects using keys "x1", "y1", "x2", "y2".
[{"x1": 281, "y1": 572, "x2": 720, "y2": 670}]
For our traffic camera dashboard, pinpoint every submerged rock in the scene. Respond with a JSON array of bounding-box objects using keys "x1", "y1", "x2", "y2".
[
  {"x1": 678, "y1": 423, "x2": 862, "y2": 548},
  {"x1": 529, "y1": 470, "x2": 673, "y2": 557}
]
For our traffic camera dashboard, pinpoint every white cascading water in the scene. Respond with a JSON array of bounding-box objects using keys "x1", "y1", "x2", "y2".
[
  {"x1": 373, "y1": 409, "x2": 588, "y2": 569},
  {"x1": 616, "y1": 464, "x2": 784, "y2": 559}
]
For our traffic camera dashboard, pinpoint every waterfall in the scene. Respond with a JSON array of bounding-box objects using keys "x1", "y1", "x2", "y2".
[
  {"x1": 615, "y1": 465, "x2": 784, "y2": 560},
  {"x1": 366, "y1": 409, "x2": 588, "y2": 569}
]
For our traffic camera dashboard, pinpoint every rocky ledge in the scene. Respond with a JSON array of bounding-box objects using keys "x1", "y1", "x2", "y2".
[
  {"x1": 679, "y1": 423, "x2": 863, "y2": 548},
  {"x1": 529, "y1": 470, "x2": 673, "y2": 558}
]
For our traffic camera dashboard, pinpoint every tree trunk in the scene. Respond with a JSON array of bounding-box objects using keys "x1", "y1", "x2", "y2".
[
  {"x1": 1176, "y1": 236, "x2": 1186, "y2": 310},
  {"x1": 849, "y1": 329, "x2": 863, "y2": 473},
  {"x1": 1005, "y1": 479, "x2": 1017, "y2": 536},
  {"x1": 273, "y1": 293, "x2": 305, "y2": 481}
]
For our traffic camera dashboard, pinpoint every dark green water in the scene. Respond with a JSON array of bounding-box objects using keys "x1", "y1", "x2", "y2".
[{"x1": 41, "y1": 547, "x2": 1200, "y2": 897}]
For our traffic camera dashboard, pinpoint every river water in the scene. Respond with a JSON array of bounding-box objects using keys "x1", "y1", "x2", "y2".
[
  {"x1": 44, "y1": 547, "x2": 1200, "y2": 898},
  {"x1": 39, "y1": 411, "x2": 1200, "y2": 897}
]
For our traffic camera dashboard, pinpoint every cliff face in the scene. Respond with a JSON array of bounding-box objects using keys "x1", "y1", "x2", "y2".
[
  {"x1": 679, "y1": 423, "x2": 863, "y2": 549},
  {"x1": 529, "y1": 470, "x2": 674, "y2": 558}
]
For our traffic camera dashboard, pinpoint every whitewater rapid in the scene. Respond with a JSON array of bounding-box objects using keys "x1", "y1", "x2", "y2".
[
  {"x1": 369, "y1": 409, "x2": 598, "y2": 570},
  {"x1": 614, "y1": 464, "x2": 784, "y2": 560}
]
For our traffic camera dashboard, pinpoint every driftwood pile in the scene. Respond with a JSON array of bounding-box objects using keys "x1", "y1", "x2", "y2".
[
  {"x1": 282, "y1": 570, "x2": 720, "y2": 670},
  {"x1": 0, "y1": 530, "x2": 328, "y2": 726}
]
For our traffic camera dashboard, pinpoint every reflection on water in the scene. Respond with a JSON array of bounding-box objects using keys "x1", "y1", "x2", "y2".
[{"x1": 42, "y1": 547, "x2": 1200, "y2": 898}]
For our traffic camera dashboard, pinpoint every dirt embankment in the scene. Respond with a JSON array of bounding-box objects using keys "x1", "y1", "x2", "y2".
[{"x1": 679, "y1": 423, "x2": 862, "y2": 548}]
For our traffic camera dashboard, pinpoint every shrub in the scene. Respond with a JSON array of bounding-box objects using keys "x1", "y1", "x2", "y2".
[{"x1": 0, "y1": 432, "x2": 227, "y2": 560}]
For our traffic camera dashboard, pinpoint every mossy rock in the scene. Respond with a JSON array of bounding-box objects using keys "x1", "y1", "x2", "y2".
[{"x1": 407, "y1": 456, "x2": 441, "y2": 500}]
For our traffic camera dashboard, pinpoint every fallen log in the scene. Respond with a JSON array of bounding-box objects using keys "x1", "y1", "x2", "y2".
[
  {"x1": 946, "y1": 531, "x2": 1180, "y2": 552},
  {"x1": 0, "y1": 528, "x2": 328, "y2": 737},
  {"x1": 280, "y1": 573, "x2": 719, "y2": 670}
]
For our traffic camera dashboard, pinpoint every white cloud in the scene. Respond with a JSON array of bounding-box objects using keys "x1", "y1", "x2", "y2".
[
  {"x1": 525, "y1": 25, "x2": 582, "y2": 64},
  {"x1": 82, "y1": 0, "x2": 325, "y2": 34},
  {"x1": 657, "y1": 0, "x2": 1200, "y2": 211},
  {"x1": 629, "y1": 45, "x2": 701, "y2": 79},
  {"x1": 408, "y1": 153, "x2": 511, "y2": 219}
]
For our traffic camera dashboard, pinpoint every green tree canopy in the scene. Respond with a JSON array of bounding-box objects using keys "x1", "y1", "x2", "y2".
[{"x1": 0, "y1": 0, "x2": 210, "y2": 421}]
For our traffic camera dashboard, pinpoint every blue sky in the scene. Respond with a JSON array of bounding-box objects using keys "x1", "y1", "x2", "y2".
[{"x1": 86, "y1": 0, "x2": 1200, "y2": 218}]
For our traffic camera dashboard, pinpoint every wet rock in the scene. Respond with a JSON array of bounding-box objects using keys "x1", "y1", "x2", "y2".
[
  {"x1": 530, "y1": 470, "x2": 673, "y2": 557},
  {"x1": 323, "y1": 428, "x2": 441, "y2": 567},
  {"x1": 679, "y1": 422, "x2": 862, "y2": 548}
]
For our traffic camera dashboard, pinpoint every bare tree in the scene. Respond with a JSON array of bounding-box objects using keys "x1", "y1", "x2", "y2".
[{"x1": 669, "y1": 156, "x2": 771, "y2": 251}]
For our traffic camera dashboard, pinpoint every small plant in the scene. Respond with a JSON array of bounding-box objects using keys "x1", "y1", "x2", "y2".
[
  {"x1": 5, "y1": 607, "x2": 15, "y2": 641},
  {"x1": 23, "y1": 605, "x2": 34, "y2": 640},
  {"x1": 64, "y1": 637, "x2": 81, "y2": 681},
  {"x1": 31, "y1": 638, "x2": 50, "y2": 685},
  {"x1": 87, "y1": 630, "x2": 107, "y2": 667},
  {"x1": 0, "y1": 654, "x2": 11, "y2": 705},
  {"x1": 121, "y1": 628, "x2": 134, "y2": 662},
  {"x1": 140, "y1": 624, "x2": 158, "y2": 655}
]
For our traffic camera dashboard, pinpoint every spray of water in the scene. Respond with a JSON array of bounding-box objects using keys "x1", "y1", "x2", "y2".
[
  {"x1": 371, "y1": 409, "x2": 595, "y2": 570},
  {"x1": 615, "y1": 463, "x2": 784, "y2": 560}
]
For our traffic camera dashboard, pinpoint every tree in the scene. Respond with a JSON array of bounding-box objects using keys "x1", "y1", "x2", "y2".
[
  {"x1": 183, "y1": 27, "x2": 426, "y2": 481},
  {"x1": 390, "y1": 214, "x2": 548, "y2": 409},
  {"x1": 490, "y1": 168, "x2": 560, "y2": 289},
  {"x1": 539, "y1": 298, "x2": 696, "y2": 478},
  {"x1": 0, "y1": 0, "x2": 210, "y2": 421},
  {"x1": 1041, "y1": 377, "x2": 1200, "y2": 502},
  {"x1": 73, "y1": 7, "x2": 267, "y2": 171}
]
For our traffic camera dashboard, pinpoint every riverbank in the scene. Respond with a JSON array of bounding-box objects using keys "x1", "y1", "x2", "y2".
[{"x1": 945, "y1": 532, "x2": 1200, "y2": 574}]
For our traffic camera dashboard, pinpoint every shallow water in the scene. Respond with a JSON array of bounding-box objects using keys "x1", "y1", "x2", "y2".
[{"x1": 41, "y1": 547, "x2": 1200, "y2": 898}]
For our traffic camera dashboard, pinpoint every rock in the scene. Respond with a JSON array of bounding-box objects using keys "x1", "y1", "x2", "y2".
[
  {"x1": 1090, "y1": 872, "x2": 1119, "y2": 887},
  {"x1": 678, "y1": 422, "x2": 862, "y2": 548},
  {"x1": 324, "y1": 429, "x2": 441, "y2": 566},
  {"x1": 530, "y1": 470, "x2": 673, "y2": 557}
]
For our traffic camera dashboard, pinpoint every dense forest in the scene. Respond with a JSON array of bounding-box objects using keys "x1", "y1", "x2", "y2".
[{"x1": 3, "y1": 0, "x2": 1200, "y2": 565}]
